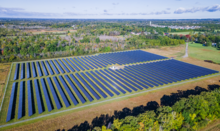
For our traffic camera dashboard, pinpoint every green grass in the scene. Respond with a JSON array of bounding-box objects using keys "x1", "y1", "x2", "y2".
[
  {"x1": 188, "y1": 43, "x2": 220, "y2": 63},
  {"x1": 170, "y1": 31, "x2": 203, "y2": 35}
]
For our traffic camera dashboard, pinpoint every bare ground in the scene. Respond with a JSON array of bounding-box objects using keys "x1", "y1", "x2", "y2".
[{"x1": 0, "y1": 63, "x2": 11, "y2": 106}]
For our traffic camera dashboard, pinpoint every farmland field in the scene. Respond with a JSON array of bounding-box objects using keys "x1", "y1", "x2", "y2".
[{"x1": 0, "y1": 49, "x2": 219, "y2": 130}]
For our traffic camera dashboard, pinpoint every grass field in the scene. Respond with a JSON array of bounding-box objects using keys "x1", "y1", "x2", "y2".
[
  {"x1": 188, "y1": 43, "x2": 220, "y2": 63},
  {"x1": 170, "y1": 31, "x2": 203, "y2": 35}
]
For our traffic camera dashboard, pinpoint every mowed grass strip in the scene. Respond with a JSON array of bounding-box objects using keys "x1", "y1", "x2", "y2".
[{"x1": 188, "y1": 43, "x2": 220, "y2": 63}]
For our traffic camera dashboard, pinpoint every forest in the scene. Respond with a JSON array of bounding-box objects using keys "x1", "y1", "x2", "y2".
[
  {"x1": 0, "y1": 19, "x2": 220, "y2": 63},
  {"x1": 93, "y1": 87, "x2": 220, "y2": 131}
]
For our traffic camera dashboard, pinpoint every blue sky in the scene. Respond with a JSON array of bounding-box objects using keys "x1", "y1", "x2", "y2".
[{"x1": 0, "y1": 0, "x2": 220, "y2": 19}]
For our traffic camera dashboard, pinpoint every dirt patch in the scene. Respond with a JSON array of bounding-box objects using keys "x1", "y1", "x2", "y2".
[
  {"x1": 144, "y1": 45, "x2": 185, "y2": 58},
  {"x1": 202, "y1": 49, "x2": 213, "y2": 52}
]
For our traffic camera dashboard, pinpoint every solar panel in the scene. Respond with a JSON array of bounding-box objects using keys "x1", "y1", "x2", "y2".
[
  {"x1": 13, "y1": 63, "x2": 19, "y2": 80},
  {"x1": 49, "y1": 60, "x2": 60, "y2": 74},
  {"x1": 20, "y1": 63, "x2": 25, "y2": 79},
  {"x1": 54, "y1": 60, "x2": 65, "y2": 73},
  {"x1": 58, "y1": 76, "x2": 78, "y2": 105},
  {"x1": 80, "y1": 72, "x2": 107, "y2": 98},
  {"x1": 40, "y1": 78, "x2": 53, "y2": 112},
  {"x1": 73, "y1": 58, "x2": 90, "y2": 70},
  {"x1": 18, "y1": 81, "x2": 24, "y2": 119},
  {"x1": 75, "y1": 73, "x2": 100, "y2": 100},
  {"x1": 85, "y1": 72, "x2": 114, "y2": 97},
  {"x1": 108, "y1": 69, "x2": 142, "y2": 90},
  {"x1": 69, "y1": 74, "x2": 93, "y2": 102},
  {"x1": 36, "y1": 62, "x2": 43, "y2": 77},
  {"x1": 27, "y1": 80, "x2": 34, "y2": 116},
  {"x1": 52, "y1": 76, "x2": 70, "y2": 107},
  {"x1": 27, "y1": 63, "x2": 31, "y2": 78},
  {"x1": 31, "y1": 62, "x2": 37, "y2": 78},
  {"x1": 90, "y1": 71, "x2": 120, "y2": 95},
  {"x1": 41, "y1": 61, "x2": 49, "y2": 76},
  {"x1": 64, "y1": 75, "x2": 86, "y2": 103},
  {"x1": 45, "y1": 61, "x2": 54, "y2": 75},
  {"x1": 66, "y1": 58, "x2": 80, "y2": 71},
  {"x1": 69, "y1": 58, "x2": 85, "y2": 71},
  {"x1": 58, "y1": 59, "x2": 70, "y2": 73},
  {"x1": 34, "y1": 79, "x2": 43, "y2": 114},
  {"x1": 46, "y1": 77, "x2": 62, "y2": 109},
  {"x1": 101, "y1": 70, "x2": 133, "y2": 92},
  {"x1": 62, "y1": 59, "x2": 75, "y2": 72},
  {"x1": 6, "y1": 82, "x2": 17, "y2": 122}
]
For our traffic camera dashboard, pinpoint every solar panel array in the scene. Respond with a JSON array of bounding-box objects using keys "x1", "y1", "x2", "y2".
[
  {"x1": 6, "y1": 50, "x2": 219, "y2": 122},
  {"x1": 12, "y1": 50, "x2": 167, "y2": 80}
]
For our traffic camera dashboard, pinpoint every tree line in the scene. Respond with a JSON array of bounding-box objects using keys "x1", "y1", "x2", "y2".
[{"x1": 93, "y1": 87, "x2": 220, "y2": 131}]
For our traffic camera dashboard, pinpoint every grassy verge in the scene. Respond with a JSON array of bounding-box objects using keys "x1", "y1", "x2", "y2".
[{"x1": 188, "y1": 43, "x2": 220, "y2": 63}]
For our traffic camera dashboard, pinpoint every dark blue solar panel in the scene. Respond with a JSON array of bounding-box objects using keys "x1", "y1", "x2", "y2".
[
  {"x1": 90, "y1": 71, "x2": 120, "y2": 95},
  {"x1": 99, "y1": 70, "x2": 131, "y2": 93},
  {"x1": 27, "y1": 63, "x2": 31, "y2": 78},
  {"x1": 73, "y1": 58, "x2": 90, "y2": 70},
  {"x1": 6, "y1": 82, "x2": 17, "y2": 122},
  {"x1": 87, "y1": 56, "x2": 106, "y2": 67},
  {"x1": 123, "y1": 68, "x2": 163, "y2": 86},
  {"x1": 116, "y1": 70, "x2": 150, "y2": 89},
  {"x1": 31, "y1": 62, "x2": 37, "y2": 78},
  {"x1": 62, "y1": 59, "x2": 75, "y2": 72},
  {"x1": 58, "y1": 59, "x2": 70, "y2": 73},
  {"x1": 94, "y1": 71, "x2": 126, "y2": 94},
  {"x1": 40, "y1": 78, "x2": 53, "y2": 112},
  {"x1": 34, "y1": 79, "x2": 43, "y2": 114},
  {"x1": 53, "y1": 76, "x2": 70, "y2": 107},
  {"x1": 58, "y1": 76, "x2": 78, "y2": 105},
  {"x1": 108, "y1": 69, "x2": 143, "y2": 90},
  {"x1": 45, "y1": 61, "x2": 54, "y2": 75},
  {"x1": 69, "y1": 58, "x2": 85, "y2": 71},
  {"x1": 80, "y1": 72, "x2": 107, "y2": 98},
  {"x1": 85, "y1": 72, "x2": 114, "y2": 97},
  {"x1": 27, "y1": 80, "x2": 33, "y2": 116},
  {"x1": 20, "y1": 63, "x2": 25, "y2": 79},
  {"x1": 66, "y1": 58, "x2": 80, "y2": 71},
  {"x1": 36, "y1": 62, "x2": 43, "y2": 77},
  {"x1": 41, "y1": 61, "x2": 49, "y2": 76},
  {"x1": 104, "y1": 69, "x2": 138, "y2": 91},
  {"x1": 75, "y1": 73, "x2": 100, "y2": 100},
  {"x1": 64, "y1": 75, "x2": 86, "y2": 103},
  {"x1": 49, "y1": 60, "x2": 59, "y2": 74},
  {"x1": 81, "y1": 57, "x2": 98, "y2": 68},
  {"x1": 13, "y1": 63, "x2": 19, "y2": 80},
  {"x1": 18, "y1": 81, "x2": 24, "y2": 119},
  {"x1": 54, "y1": 60, "x2": 65, "y2": 73},
  {"x1": 46, "y1": 77, "x2": 62, "y2": 109},
  {"x1": 69, "y1": 74, "x2": 93, "y2": 102}
]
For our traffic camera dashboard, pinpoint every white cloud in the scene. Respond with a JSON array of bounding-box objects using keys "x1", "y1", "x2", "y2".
[{"x1": 174, "y1": 4, "x2": 220, "y2": 14}]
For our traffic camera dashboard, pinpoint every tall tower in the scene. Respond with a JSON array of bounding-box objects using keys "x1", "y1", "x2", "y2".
[{"x1": 150, "y1": 21, "x2": 151, "y2": 26}]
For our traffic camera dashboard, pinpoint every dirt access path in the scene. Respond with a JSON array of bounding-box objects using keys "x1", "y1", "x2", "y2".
[{"x1": 5, "y1": 47, "x2": 220, "y2": 131}]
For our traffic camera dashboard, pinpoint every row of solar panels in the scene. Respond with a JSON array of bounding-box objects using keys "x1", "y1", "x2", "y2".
[
  {"x1": 7, "y1": 60, "x2": 218, "y2": 122},
  {"x1": 13, "y1": 50, "x2": 167, "y2": 80},
  {"x1": 8, "y1": 68, "x2": 154, "y2": 121}
]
